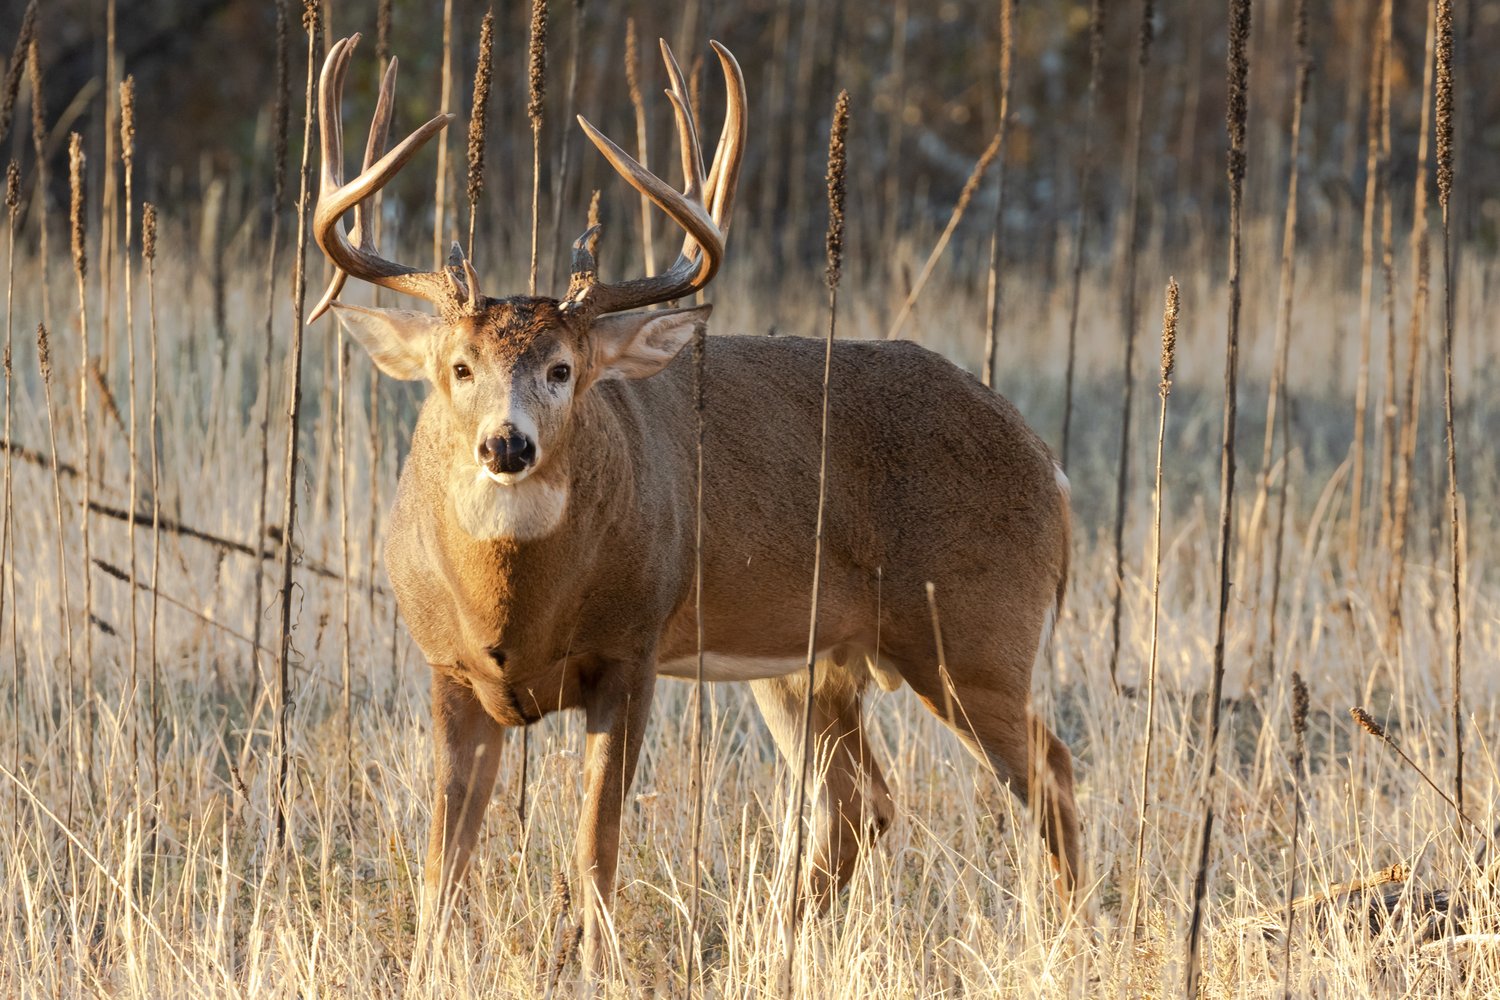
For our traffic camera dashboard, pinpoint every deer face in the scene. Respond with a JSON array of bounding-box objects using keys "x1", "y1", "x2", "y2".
[{"x1": 332, "y1": 297, "x2": 710, "y2": 539}]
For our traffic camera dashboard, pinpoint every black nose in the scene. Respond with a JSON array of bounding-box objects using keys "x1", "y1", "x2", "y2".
[{"x1": 479, "y1": 431, "x2": 536, "y2": 475}]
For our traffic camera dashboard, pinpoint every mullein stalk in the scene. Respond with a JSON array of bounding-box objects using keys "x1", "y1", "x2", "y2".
[
  {"x1": 786, "y1": 89, "x2": 848, "y2": 995},
  {"x1": 467, "y1": 8, "x2": 495, "y2": 259},
  {"x1": 1185, "y1": 2, "x2": 1251, "y2": 994},
  {"x1": 68, "y1": 132, "x2": 96, "y2": 785},
  {"x1": 1126, "y1": 278, "x2": 1177, "y2": 946},
  {"x1": 1433, "y1": 0, "x2": 1463, "y2": 825},
  {"x1": 120, "y1": 76, "x2": 139, "y2": 772}
]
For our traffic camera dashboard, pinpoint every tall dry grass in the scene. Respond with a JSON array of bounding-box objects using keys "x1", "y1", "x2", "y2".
[{"x1": 0, "y1": 3, "x2": 1495, "y2": 999}]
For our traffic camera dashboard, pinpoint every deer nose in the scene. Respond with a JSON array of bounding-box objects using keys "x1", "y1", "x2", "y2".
[{"x1": 478, "y1": 430, "x2": 536, "y2": 476}]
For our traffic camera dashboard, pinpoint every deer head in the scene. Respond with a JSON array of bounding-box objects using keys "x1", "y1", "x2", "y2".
[{"x1": 311, "y1": 34, "x2": 744, "y2": 511}]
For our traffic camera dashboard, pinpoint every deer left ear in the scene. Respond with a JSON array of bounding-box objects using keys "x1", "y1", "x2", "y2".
[{"x1": 589, "y1": 304, "x2": 712, "y2": 381}]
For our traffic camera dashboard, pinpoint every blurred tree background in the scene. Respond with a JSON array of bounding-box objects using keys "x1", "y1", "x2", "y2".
[{"x1": 2, "y1": 0, "x2": 1497, "y2": 294}]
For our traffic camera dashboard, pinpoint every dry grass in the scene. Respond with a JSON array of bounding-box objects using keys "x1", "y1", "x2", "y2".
[{"x1": 0, "y1": 222, "x2": 1494, "y2": 995}]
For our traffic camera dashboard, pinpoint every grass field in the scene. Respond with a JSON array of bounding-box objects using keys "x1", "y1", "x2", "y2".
[{"x1": 2, "y1": 0, "x2": 1498, "y2": 994}]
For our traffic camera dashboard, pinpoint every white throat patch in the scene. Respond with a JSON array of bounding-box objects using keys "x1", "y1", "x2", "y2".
[{"x1": 450, "y1": 467, "x2": 569, "y2": 541}]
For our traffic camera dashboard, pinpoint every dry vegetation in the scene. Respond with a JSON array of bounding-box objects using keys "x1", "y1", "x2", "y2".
[{"x1": 1, "y1": 0, "x2": 1497, "y2": 997}]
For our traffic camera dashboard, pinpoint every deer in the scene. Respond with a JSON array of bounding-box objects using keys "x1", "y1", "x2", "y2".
[{"x1": 310, "y1": 31, "x2": 1081, "y2": 977}]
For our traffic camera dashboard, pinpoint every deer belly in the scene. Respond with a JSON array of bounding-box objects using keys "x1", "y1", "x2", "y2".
[{"x1": 657, "y1": 653, "x2": 813, "y2": 682}]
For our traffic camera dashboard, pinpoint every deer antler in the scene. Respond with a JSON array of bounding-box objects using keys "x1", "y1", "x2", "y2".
[
  {"x1": 564, "y1": 40, "x2": 746, "y2": 316},
  {"x1": 311, "y1": 34, "x2": 477, "y2": 322}
]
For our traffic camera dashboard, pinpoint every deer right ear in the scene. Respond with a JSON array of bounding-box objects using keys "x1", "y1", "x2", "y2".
[{"x1": 331, "y1": 303, "x2": 443, "y2": 381}]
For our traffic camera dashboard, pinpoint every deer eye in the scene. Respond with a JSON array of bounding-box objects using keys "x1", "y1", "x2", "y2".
[
  {"x1": 452, "y1": 362, "x2": 472, "y2": 382},
  {"x1": 548, "y1": 363, "x2": 572, "y2": 384}
]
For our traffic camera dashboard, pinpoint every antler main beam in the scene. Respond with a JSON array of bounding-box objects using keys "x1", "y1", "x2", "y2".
[
  {"x1": 565, "y1": 40, "x2": 746, "y2": 316},
  {"x1": 310, "y1": 34, "x2": 469, "y2": 322}
]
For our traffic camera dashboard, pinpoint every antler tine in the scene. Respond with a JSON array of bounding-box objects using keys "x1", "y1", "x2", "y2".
[
  {"x1": 703, "y1": 41, "x2": 747, "y2": 235},
  {"x1": 567, "y1": 40, "x2": 746, "y2": 316},
  {"x1": 658, "y1": 41, "x2": 706, "y2": 202},
  {"x1": 310, "y1": 36, "x2": 459, "y2": 323}
]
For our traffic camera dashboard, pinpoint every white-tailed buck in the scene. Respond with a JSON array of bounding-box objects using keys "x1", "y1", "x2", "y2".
[{"x1": 313, "y1": 31, "x2": 1079, "y2": 975}]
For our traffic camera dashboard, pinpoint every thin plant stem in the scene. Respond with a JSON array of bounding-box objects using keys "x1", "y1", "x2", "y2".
[
  {"x1": 36, "y1": 324, "x2": 75, "y2": 825},
  {"x1": 624, "y1": 19, "x2": 655, "y2": 278},
  {"x1": 1256, "y1": 0, "x2": 1312, "y2": 684},
  {"x1": 275, "y1": 2, "x2": 322, "y2": 851},
  {"x1": 143, "y1": 203, "x2": 161, "y2": 818},
  {"x1": 121, "y1": 76, "x2": 138, "y2": 773},
  {"x1": 254, "y1": 0, "x2": 293, "y2": 707},
  {"x1": 1060, "y1": 0, "x2": 1106, "y2": 470},
  {"x1": 4, "y1": 162, "x2": 19, "y2": 837},
  {"x1": 1433, "y1": 0, "x2": 1463, "y2": 824},
  {"x1": 1126, "y1": 277, "x2": 1176, "y2": 945},
  {"x1": 1107, "y1": 0, "x2": 1154, "y2": 690},
  {"x1": 1281, "y1": 673, "x2": 1309, "y2": 998},
  {"x1": 547, "y1": 0, "x2": 582, "y2": 290},
  {"x1": 1185, "y1": 2, "x2": 1251, "y2": 994},
  {"x1": 786, "y1": 89, "x2": 848, "y2": 996},
  {"x1": 68, "y1": 132, "x2": 95, "y2": 786},
  {"x1": 434, "y1": 0, "x2": 454, "y2": 270},
  {"x1": 981, "y1": 0, "x2": 1013, "y2": 389}
]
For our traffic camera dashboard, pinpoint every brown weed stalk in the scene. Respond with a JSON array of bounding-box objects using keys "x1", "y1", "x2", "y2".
[
  {"x1": 466, "y1": 8, "x2": 494, "y2": 259},
  {"x1": 434, "y1": 0, "x2": 454, "y2": 270},
  {"x1": 547, "y1": 0, "x2": 582, "y2": 290},
  {"x1": 0, "y1": 3, "x2": 36, "y2": 149},
  {"x1": 1388, "y1": 1, "x2": 1436, "y2": 639},
  {"x1": 36, "y1": 323, "x2": 76, "y2": 819},
  {"x1": 981, "y1": 0, "x2": 1014, "y2": 389},
  {"x1": 4, "y1": 162, "x2": 18, "y2": 831},
  {"x1": 252, "y1": 0, "x2": 292, "y2": 701},
  {"x1": 68, "y1": 132, "x2": 96, "y2": 782},
  {"x1": 787, "y1": 89, "x2": 849, "y2": 993},
  {"x1": 1126, "y1": 277, "x2": 1176, "y2": 944},
  {"x1": 1433, "y1": 0, "x2": 1463, "y2": 823},
  {"x1": 143, "y1": 203, "x2": 161, "y2": 809},
  {"x1": 1254, "y1": 0, "x2": 1312, "y2": 685},
  {"x1": 527, "y1": 0, "x2": 547, "y2": 296},
  {"x1": 1106, "y1": 0, "x2": 1156, "y2": 690},
  {"x1": 120, "y1": 75, "x2": 140, "y2": 770},
  {"x1": 1281, "y1": 672, "x2": 1309, "y2": 998},
  {"x1": 274, "y1": 0, "x2": 322, "y2": 850},
  {"x1": 1348, "y1": 1, "x2": 1389, "y2": 566},
  {"x1": 624, "y1": 19, "x2": 655, "y2": 277},
  {"x1": 1059, "y1": 0, "x2": 1107, "y2": 469},
  {"x1": 1185, "y1": 0, "x2": 1251, "y2": 993}
]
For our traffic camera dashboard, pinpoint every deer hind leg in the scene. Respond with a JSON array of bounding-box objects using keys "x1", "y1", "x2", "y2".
[
  {"x1": 750, "y1": 666, "x2": 895, "y2": 912},
  {"x1": 913, "y1": 679, "x2": 1080, "y2": 904}
]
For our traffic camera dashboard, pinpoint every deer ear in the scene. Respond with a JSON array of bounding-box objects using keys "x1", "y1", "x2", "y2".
[
  {"x1": 589, "y1": 305, "x2": 712, "y2": 381},
  {"x1": 331, "y1": 302, "x2": 443, "y2": 381}
]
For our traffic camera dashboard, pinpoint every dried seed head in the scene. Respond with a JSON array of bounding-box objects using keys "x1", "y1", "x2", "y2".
[
  {"x1": 302, "y1": 0, "x2": 319, "y2": 35},
  {"x1": 1225, "y1": 0, "x2": 1251, "y2": 186},
  {"x1": 824, "y1": 90, "x2": 849, "y2": 291},
  {"x1": 624, "y1": 18, "x2": 642, "y2": 108},
  {"x1": 528, "y1": 0, "x2": 548, "y2": 129},
  {"x1": 0, "y1": 2, "x2": 37, "y2": 147},
  {"x1": 550, "y1": 870, "x2": 572, "y2": 918},
  {"x1": 5, "y1": 159, "x2": 18, "y2": 212},
  {"x1": 35, "y1": 322, "x2": 49, "y2": 377},
  {"x1": 1159, "y1": 277, "x2": 1178, "y2": 395},
  {"x1": 68, "y1": 132, "x2": 86, "y2": 280},
  {"x1": 586, "y1": 188, "x2": 600, "y2": 229},
  {"x1": 119, "y1": 75, "x2": 135, "y2": 170},
  {"x1": 1291, "y1": 670, "x2": 1309, "y2": 766},
  {"x1": 1138, "y1": 0, "x2": 1155, "y2": 68},
  {"x1": 467, "y1": 9, "x2": 496, "y2": 209},
  {"x1": 1434, "y1": 0, "x2": 1454, "y2": 210},
  {"x1": 1350, "y1": 706, "x2": 1387, "y2": 742},
  {"x1": 142, "y1": 202, "x2": 157, "y2": 260}
]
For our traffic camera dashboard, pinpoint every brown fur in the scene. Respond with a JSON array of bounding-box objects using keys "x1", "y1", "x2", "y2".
[{"x1": 384, "y1": 300, "x2": 1080, "y2": 971}]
